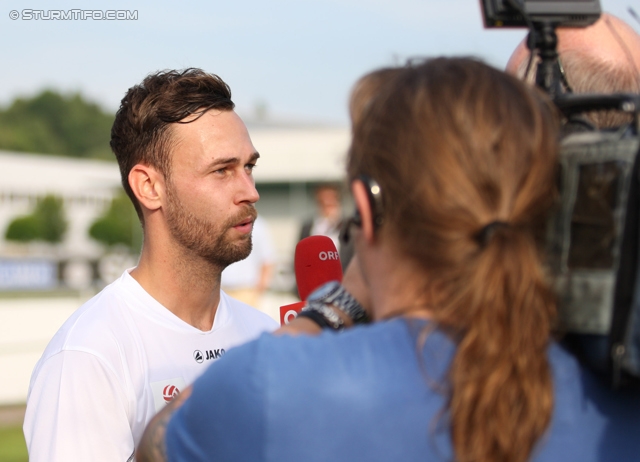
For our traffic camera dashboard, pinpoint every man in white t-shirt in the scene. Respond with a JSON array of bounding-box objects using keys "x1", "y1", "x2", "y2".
[{"x1": 23, "y1": 68, "x2": 279, "y2": 461}]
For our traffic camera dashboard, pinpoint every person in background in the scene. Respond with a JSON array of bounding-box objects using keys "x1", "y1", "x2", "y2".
[
  {"x1": 299, "y1": 183, "x2": 353, "y2": 270},
  {"x1": 138, "y1": 57, "x2": 640, "y2": 462},
  {"x1": 506, "y1": 12, "x2": 640, "y2": 129},
  {"x1": 221, "y1": 215, "x2": 276, "y2": 309},
  {"x1": 508, "y1": 11, "x2": 640, "y2": 368}
]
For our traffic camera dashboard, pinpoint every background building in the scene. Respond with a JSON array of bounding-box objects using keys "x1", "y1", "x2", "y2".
[
  {"x1": 0, "y1": 124, "x2": 351, "y2": 292},
  {"x1": 0, "y1": 123, "x2": 352, "y2": 407}
]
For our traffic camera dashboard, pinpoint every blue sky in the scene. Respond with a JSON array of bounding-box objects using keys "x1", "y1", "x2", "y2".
[{"x1": 2, "y1": 0, "x2": 637, "y2": 124}]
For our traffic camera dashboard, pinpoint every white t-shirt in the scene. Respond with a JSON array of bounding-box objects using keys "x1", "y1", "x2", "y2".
[{"x1": 23, "y1": 269, "x2": 278, "y2": 462}]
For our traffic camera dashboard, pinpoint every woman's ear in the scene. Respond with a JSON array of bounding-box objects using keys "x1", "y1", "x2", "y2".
[
  {"x1": 128, "y1": 164, "x2": 164, "y2": 213},
  {"x1": 351, "y1": 179, "x2": 376, "y2": 243}
]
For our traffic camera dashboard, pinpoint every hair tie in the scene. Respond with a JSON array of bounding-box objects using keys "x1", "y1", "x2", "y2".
[{"x1": 475, "y1": 221, "x2": 509, "y2": 247}]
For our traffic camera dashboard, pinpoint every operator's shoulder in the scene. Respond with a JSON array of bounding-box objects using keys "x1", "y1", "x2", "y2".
[{"x1": 547, "y1": 342, "x2": 584, "y2": 389}]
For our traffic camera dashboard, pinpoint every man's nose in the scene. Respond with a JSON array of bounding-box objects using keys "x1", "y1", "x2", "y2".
[{"x1": 238, "y1": 171, "x2": 260, "y2": 204}]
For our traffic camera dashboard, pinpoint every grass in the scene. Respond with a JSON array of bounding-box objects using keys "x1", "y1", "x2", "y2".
[
  {"x1": 0, "y1": 425, "x2": 28, "y2": 462},
  {"x1": 0, "y1": 288, "x2": 87, "y2": 299}
]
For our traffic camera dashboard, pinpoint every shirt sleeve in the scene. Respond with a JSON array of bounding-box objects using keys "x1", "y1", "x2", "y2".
[
  {"x1": 23, "y1": 350, "x2": 134, "y2": 462},
  {"x1": 166, "y1": 338, "x2": 266, "y2": 461}
]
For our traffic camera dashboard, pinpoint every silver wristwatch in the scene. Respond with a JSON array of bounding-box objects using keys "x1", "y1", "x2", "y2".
[{"x1": 301, "y1": 281, "x2": 370, "y2": 330}]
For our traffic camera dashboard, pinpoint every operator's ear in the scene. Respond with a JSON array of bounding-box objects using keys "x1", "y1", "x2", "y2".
[
  {"x1": 128, "y1": 164, "x2": 165, "y2": 212},
  {"x1": 351, "y1": 179, "x2": 375, "y2": 244}
]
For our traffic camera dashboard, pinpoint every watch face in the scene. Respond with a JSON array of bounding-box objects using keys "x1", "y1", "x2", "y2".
[{"x1": 307, "y1": 280, "x2": 341, "y2": 302}]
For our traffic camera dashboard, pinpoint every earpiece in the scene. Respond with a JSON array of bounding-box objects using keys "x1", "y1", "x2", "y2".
[
  {"x1": 359, "y1": 174, "x2": 384, "y2": 229},
  {"x1": 340, "y1": 174, "x2": 383, "y2": 244}
]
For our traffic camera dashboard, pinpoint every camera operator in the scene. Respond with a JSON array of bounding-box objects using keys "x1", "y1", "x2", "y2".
[
  {"x1": 506, "y1": 12, "x2": 640, "y2": 129},
  {"x1": 137, "y1": 58, "x2": 640, "y2": 462}
]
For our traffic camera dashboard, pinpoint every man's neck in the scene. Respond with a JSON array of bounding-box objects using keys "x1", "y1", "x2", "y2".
[{"x1": 131, "y1": 246, "x2": 223, "y2": 331}]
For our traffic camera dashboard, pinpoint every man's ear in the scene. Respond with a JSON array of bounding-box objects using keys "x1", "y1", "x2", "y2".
[
  {"x1": 128, "y1": 164, "x2": 164, "y2": 212},
  {"x1": 351, "y1": 179, "x2": 375, "y2": 243}
]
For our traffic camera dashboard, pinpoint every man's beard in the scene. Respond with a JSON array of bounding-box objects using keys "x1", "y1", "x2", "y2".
[{"x1": 165, "y1": 186, "x2": 257, "y2": 269}]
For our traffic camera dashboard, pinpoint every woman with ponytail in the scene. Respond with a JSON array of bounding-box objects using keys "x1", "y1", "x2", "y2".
[{"x1": 139, "y1": 58, "x2": 640, "y2": 462}]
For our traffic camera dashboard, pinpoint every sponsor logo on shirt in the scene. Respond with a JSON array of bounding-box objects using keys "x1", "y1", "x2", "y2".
[
  {"x1": 151, "y1": 377, "x2": 186, "y2": 413},
  {"x1": 162, "y1": 384, "x2": 180, "y2": 403},
  {"x1": 193, "y1": 348, "x2": 226, "y2": 363}
]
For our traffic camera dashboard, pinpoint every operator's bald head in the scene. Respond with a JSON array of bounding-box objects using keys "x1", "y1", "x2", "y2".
[
  {"x1": 506, "y1": 13, "x2": 640, "y2": 75},
  {"x1": 506, "y1": 13, "x2": 640, "y2": 128}
]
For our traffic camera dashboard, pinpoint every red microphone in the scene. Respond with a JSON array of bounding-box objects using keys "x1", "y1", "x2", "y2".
[
  {"x1": 295, "y1": 236, "x2": 343, "y2": 301},
  {"x1": 279, "y1": 236, "x2": 343, "y2": 325}
]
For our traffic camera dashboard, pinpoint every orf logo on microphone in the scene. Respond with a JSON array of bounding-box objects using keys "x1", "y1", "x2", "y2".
[
  {"x1": 318, "y1": 251, "x2": 339, "y2": 261},
  {"x1": 162, "y1": 384, "x2": 180, "y2": 402}
]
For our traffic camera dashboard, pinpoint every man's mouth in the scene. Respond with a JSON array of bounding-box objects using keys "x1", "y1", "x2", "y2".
[{"x1": 232, "y1": 216, "x2": 255, "y2": 233}]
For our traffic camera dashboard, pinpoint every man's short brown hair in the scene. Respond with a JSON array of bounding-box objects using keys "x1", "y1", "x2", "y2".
[
  {"x1": 516, "y1": 52, "x2": 640, "y2": 128},
  {"x1": 110, "y1": 68, "x2": 235, "y2": 221}
]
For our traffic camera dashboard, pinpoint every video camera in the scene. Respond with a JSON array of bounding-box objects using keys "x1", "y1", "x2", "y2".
[{"x1": 482, "y1": 0, "x2": 640, "y2": 389}]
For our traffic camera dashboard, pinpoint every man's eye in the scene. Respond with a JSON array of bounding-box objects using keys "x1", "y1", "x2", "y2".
[{"x1": 246, "y1": 163, "x2": 257, "y2": 172}]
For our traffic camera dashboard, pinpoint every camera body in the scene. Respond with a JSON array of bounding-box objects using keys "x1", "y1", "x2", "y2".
[
  {"x1": 549, "y1": 124, "x2": 640, "y2": 388},
  {"x1": 481, "y1": 0, "x2": 640, "y2": 388},
  {"x1": 481, "y1": 0, "x2": 600, "y2": 28}
]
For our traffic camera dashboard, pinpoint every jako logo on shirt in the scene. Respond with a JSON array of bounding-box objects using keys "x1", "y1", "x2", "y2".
[
  {"x1": 162, "y1": 385, "x2": 180, "y2": 403},
  {"x1": 193, "y1": 348, "x2": 226, "y2": 363}
]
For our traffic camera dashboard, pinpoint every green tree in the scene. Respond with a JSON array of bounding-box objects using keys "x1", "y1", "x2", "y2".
[
  {"x1": 89, "y1": 194, "x2": 142, "y2": 253},
  {"x1": 36, "y1": 195, "x2": 68, "y2": 243},
  {"x1": 5, "y1": 194, "x2": 68, "y2": 243},
  {"x1": 5, "y1": 215, "x2": 41, "y2": 242},
  {"x1": 0, "y1": 90, "x2": 114, "y2": 159}
]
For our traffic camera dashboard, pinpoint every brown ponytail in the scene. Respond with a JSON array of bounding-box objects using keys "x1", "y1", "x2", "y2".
[
  {"x1": 445, "y1": 228, "x2": 556, "y2": 462},
  {"x1": 347, "y1": 58, "x2": 559, "y2": 462}
]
